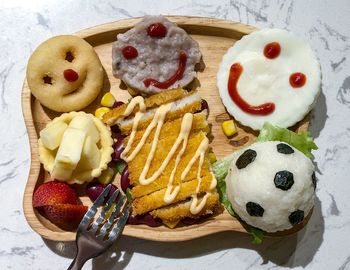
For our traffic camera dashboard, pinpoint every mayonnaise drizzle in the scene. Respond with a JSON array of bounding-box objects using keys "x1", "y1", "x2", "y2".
[
  {"x1": 138, "y1": 102, "x2": 173, "y2": 184},
  {"x1": 124, "y1": 96, "x2": 146, "y2": 116},
  {"x1": 181, "y1": 137, "x2": 213, "y2": 214},
  {"x1": 164, "y1": 113, "x2": 193, "y2": 203},
  {"x1": 121, "y1": 96, "x2": 146, "y2": 161},
  {"x1": 120, "y1": 96, "x2": 217, "y2": 215}
]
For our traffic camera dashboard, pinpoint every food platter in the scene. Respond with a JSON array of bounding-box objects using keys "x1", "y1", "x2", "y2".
[{"x1": 22, "y1": 16, "x2": 310, "y2": 242}]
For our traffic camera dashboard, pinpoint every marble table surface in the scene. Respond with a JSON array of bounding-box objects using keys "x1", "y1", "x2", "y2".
[{"x1": 1, "y1": 0, "x2": 349, "y2": 269}]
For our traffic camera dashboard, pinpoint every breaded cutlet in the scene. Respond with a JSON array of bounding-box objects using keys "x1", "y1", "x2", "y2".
[
  {"x1": 105, "y1": 91, "x2": 202, "y2": 135},
  {"x1": 132, "y1": 175, "x2": 215, "y2": 215},
  {"x1": 103, "y1": 88, "x2": 188, "y2": 126},
  {"x1": 151, "y1": 193, "x2": 221, "y2": 228},
  {"x1": 128, "y1": 132, "x2": 210, "y2": 186},
  {"x1": 104, "y1": 89, "x2": 220, "y2": 227}
]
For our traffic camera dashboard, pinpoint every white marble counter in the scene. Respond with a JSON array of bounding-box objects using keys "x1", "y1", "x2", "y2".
[{"x1": 0, "y1": 0, "x2": 349, "y2": 269}]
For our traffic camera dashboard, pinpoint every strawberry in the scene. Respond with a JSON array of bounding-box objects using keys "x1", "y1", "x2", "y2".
[
  {"x1": 33, "y1": 180, "x2": 80, "y2": 207},
  {"x1": 43, "y1": 204, "x2": 88, "y2": 229}
]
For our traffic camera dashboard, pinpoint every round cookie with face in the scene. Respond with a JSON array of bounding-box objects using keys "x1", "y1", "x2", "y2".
[
  {"x1": 26, "y1": 35, "x2": 104, "y2": 112},
  {"x1": 112, "y1": 16, "x2": 202, "y2": 95},
  {"x1": 217, "y1": 29, "x2": 321, "y2": 130}
]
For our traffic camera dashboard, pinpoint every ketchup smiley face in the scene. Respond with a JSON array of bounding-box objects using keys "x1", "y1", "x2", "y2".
[{"x1": 228, "y1": 63, "x2": 275, "y2": 115}]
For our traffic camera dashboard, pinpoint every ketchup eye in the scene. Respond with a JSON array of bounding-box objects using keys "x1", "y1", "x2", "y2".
[
  {"x1": 264, "y1": 42, "x2": 281, "y2": 59},
  {"x1": 122, "y1": 46, "x2": 138, "y2": 59},
  {"x1": 289, "y1": 72, "x2": 306, "y2": 88},
  {"x1": 147, "y1": 23, "x2": 167, "y2": 38}
]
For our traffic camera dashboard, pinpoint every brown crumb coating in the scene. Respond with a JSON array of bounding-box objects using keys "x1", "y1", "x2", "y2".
[
  {"x1": 132, "y1": 175, "x2": 215, "y2": 215},
  {"x1": 103, "y1": 88, "x2": 188, "y2": 126},
  {"x1": 151, "y1": 192, "x2": 220, "y2": 228}
]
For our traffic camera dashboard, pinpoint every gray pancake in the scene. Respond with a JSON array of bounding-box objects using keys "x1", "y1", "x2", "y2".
[{"x1": 112, "y1": 16, "x2": 202, "y2": 95}]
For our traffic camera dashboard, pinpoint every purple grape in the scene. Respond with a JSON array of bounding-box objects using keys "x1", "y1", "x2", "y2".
[
  {"x1": 120, "y1": 166, "x2": 130, "y2": 192},
  {"x1": 143, "y1": 214, "x2": 162, "y2": 227},
  {"x1": 86, "y1": 183, "x2": 118, "y2": 202},
  {"x1": 113, "y1": 101, "x2": 125, "y2": 108},
  {"x1": 111, "y1": 138, "x2": 124, "y2": 161},
  {"x1": 181, "y1": 217, "x2": 198, "y2": 225},
  {"x1": 110, "y1": 125, "x2": 121, "y2": 134},
  {"x1": 127, "y1": 214, "x2": 141, "y2": 225},
  {"x1": 127, "y1": 214, "x2": 162, "y2": 227},
  {"x1": 201, "y1": 99, "x2": 209, "y2": 113}
]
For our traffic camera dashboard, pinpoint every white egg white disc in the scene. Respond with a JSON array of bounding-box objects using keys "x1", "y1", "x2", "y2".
[{"x1": 217, "y1": 29, "x2": 321, "y2": 130}]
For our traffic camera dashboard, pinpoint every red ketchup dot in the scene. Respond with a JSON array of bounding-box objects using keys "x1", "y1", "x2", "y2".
[
  {"x1": 228, "y1": 63, "x2": 275, "y2": 115},
  {"x1": 264, "y1": 42, "x2": 281, "y2": 59},
  {"x1": 289, "y1": 72, "x2": 306, "y2": 88},
  {"x1": 122, "y1": 46, "x2": 138, "y2": 59},
  {"x1": 144, "y1": 51, "x2": 187, "y2": 89},
  {"x1": 147, "y1": 23, "x2": 167, "y2": 38},
  {"x1": 63, "y1": 69, "x2": 79, "y2": 82}
]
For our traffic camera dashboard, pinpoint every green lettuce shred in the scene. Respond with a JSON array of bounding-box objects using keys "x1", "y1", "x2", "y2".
[
  {"x1": 126, "y1": 188, "x2": 132, "y2": 202},
  {"x1": 213, "y1": 122, "x2": 317, "y2": 244},
  {"x1": 115, "y1": 160, "x2": 126, "y2": 174},
  {"x1": 250, "y1": 227, "x2": 263, "y2": 244},
  {"x1": 256, "y1": 122, "x2": 318, "y2": 158},
  {"x1": 212, "y1": 154, "x2": 237, "y2": 217}
]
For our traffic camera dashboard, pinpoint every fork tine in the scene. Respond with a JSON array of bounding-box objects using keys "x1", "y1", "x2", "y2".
[
  {"x1": 79, "y1": 184, "x2": 113, "y2": 229},
  {"x1": 89, "y1": 189, "x2": 120, "y2": 233},
  {"x1": 106, "y1": 206, "x2": 130, "y2": 243},
  {"x1": 99, "y1": 196, "x2": 127, "y2": 235}
]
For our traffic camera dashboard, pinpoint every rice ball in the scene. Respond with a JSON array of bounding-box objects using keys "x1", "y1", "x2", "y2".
[{"x1": 225, "y1": 141, "x2": 315, "y2": 232}]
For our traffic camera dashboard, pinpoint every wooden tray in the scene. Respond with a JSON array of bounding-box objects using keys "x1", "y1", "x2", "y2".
[{"x1": 22, "y1": 16, "x2": 310, "y2": 242}]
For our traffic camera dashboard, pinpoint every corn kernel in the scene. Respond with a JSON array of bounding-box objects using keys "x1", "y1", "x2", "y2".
[
  {"x1": 222, "y1": 120, "x2": 237, "y2": 137},
  {"x1": 208, "y1": 152, "x2": 217, "y2": 164},
  {"x1": 95, "y1": 107, "x2": 111, "y2": 120},
  {"x1": 101, "y1": 92, "x2": 116, "y2": 107},
  {"x1": 98, "y1": 167, "x2": 115, "y2": 184}
]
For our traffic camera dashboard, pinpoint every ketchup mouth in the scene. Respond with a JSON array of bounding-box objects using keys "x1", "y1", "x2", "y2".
[
  {"x1": 144, "y1": 51, "x2": 187, "y2": 89},
  {"x1": 228, "y1": 62, "x2": 275, "y2": 116}
]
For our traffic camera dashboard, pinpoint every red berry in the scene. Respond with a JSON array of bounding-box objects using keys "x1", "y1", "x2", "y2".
[
  {"x1": 33, "y1": 180, "x2": 80, "y2": 207},
  {"x1": 63, "y1": 69, "x2": 79, "y2": 82},
  {"x1": 43, "y1": 204, "x2": 87, "y2": 229},
  {"x1": 147, "y1": 23, "x2": 167, "y2": 38}
]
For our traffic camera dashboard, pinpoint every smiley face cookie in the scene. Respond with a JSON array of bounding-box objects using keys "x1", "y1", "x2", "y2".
[
  {"x1": 217, "y1": 29, "x2": 321, "y2": 130},
  {"x1": 26, "y1": 35, "x2": 104, "y2": 112}
]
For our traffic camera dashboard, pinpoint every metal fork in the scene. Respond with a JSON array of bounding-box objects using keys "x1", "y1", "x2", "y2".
[{"x1": 67, "y1": 184, "x2": 130, "y2": 270}]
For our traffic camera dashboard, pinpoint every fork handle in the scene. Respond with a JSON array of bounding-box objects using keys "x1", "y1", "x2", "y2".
[{"x1": 67, "y1": 253, "x2": 87, "y2": 270}]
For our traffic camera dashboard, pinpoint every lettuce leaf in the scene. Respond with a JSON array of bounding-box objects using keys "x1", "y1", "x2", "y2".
[
  {"x1": 213, "y1": 154, "x2": 238, "y2": 218},
  {"x1": 250, "y1": 227, "x2": 263, "y2": 244},
  {"x1": 115, "y1": 160, "x2": 126, "y2": 174},
  {"x1": 212, "y1": 153, "x2": 237, "y2": 217},
  {"x1": 216, "y1": 174, "x2": 236, "y2": 217},
  {"x1": 256, "y1": 122, "x2": 318, "y2": 158},
  {"x1": 126, "y1": 188, "x2": 132, "y2": 202}
]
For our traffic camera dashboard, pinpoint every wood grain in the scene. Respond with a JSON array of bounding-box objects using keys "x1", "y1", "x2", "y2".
[{"x1": 22, "y1": 16, "x2": 310, "y2": 242}]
